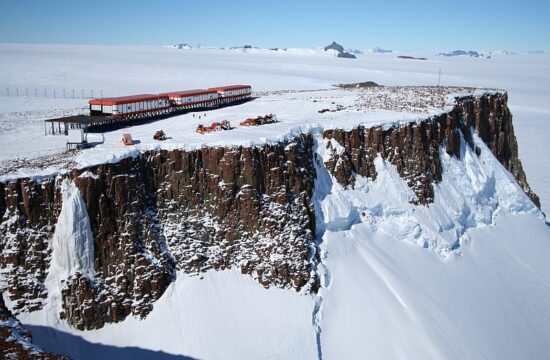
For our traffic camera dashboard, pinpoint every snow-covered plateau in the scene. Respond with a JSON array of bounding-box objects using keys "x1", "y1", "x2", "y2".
[{"x1": 0, "y1": 44, "x2": 549, "y2": 360}]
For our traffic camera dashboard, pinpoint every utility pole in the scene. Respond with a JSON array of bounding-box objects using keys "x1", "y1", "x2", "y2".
[{"x1": 437, "y1": 68, "x2": 442, "y2": 87}]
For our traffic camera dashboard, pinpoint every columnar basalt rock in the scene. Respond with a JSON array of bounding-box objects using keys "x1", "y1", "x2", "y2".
[
  {"x1": 322, "y1": 93, "x2": 540, "y2": 207},
  {"x1": 0, "y1": 179, "x2": 60, "y2": 313},
  {"x1": 0, "y1": 134, "x2": 317, "y2": 330},
  {"x1": 0, "y1": 93, "x2": 540, "y2": 331}
]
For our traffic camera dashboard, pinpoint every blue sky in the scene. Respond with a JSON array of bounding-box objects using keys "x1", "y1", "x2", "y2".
[{"x1": 0, "y1": 0, "x2": 548, "y2": 51}]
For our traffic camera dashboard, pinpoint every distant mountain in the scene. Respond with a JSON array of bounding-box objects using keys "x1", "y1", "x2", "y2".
[
  {"x1": 372, "y1": 46, "x2": 393, "y2": 53},
  {"x1": 230, "y1": 45, "x2": 258, "y2": 50},
  {"x1": 324, "y1": 41, "x2": 345, "y2": 53},
  {"x1": 438, "y1": 50, "x2": 490, "y2": 58},
  {"x1": 488, "y1": 50, "x2": 518, "y2": 56},
  {"x1": 323, "y1": 41, "x2": 357, "y2": 59},
  {"x1": 173, "y1": 43, "x2": 192, "y2": 49},
  {"x1": 347, "y1": 48, "x2": 365, "y2": 55}
]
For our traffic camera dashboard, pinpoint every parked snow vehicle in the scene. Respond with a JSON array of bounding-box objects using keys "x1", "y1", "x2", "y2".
[
  {"x1": 196, "y1": 120, "x2": 232, "y2": 134},
  {"x1": 239, "y1": 114, "x2": 278, "y2": 126},
  {"x1": 121, "y1": 133, "x2": 134, "y2": 145},
  {"x1": 153, "y1": 130, "x2": 167, "y2": 140}
]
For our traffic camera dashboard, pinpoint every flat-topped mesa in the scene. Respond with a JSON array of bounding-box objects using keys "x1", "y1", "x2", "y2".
[
  {"x1": 0, "y1": 135, "x2": 317, "y2": 330},
  {"x1": 323, "y1": 92, "x2": 540, "y2": 207},
  {"x1": 0, "y1": 91, "x2": 540, "y2": 331}
]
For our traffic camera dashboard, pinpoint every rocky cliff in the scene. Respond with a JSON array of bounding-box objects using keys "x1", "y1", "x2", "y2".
[
  {"x1": 323, "y1": 93, "x2": 539, "y2": 206},
  {"x1": 1, "y1": 135, "x2": 317, "y2": 330},
  {"x1": 0, "y1": 93, "x2": 539, "y2": 331}
]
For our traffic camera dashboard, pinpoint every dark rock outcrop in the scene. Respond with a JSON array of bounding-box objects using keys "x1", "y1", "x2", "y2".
[
  {"x1": 337, "y1": 52, "x2": 357, "y2": 59},
  {"x1": 322, "y1": 93, "x2": 540, "y2": 206},
  {"x1": 324, "y1": 42, "x2": 357, "y2": 59},
  {"x1": 324, "y1": 41, "x2": 344, "y2": 53},
  {"x1": 1, "y1": 135, "x2": 317, "y2": 330},
  {"x1": 0, "y1": 92, "x2": 539, "y2": 332}
]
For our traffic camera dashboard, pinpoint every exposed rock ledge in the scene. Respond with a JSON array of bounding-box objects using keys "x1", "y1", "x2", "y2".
[{"x1": 0, "y1": 92, "x2": 539, "y2": 330}]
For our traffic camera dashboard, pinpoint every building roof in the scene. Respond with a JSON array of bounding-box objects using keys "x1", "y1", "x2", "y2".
[
  {"x1": 45, "y1": 115, "x2": 112, "y2": 125},
  {"x1": 89, "y1": 94, "x2": 167, "y2": 106}
]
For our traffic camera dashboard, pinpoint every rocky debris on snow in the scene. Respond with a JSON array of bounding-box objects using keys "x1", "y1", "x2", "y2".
[
  {"x1": 351, "y1": 86, "x2": 477, "y2": 113},
  {"x1": 0, "y1": 294, "x2": 69, "y2": 359},
  {"x1": 0, "y1": 151, "x2": 78, "y2": 177},
  {"x1": 335, "y1": 81, "x2": 379, "y2": 89},
  {"x1": 230, "y1": 45, "x2": 257, "y2": 50},
  {"x1": 397, "y1": 55, "x2": 428, "y2": 61}
]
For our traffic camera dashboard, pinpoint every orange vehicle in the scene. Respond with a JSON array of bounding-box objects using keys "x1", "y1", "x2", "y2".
[
  {"x1": 196, "y1": 120, "x2": 232, "y2": 134},
  {"x1": 239, "y1": 114, "x2": 277, "y2": 126},
  {"x1": 121, "y1": 133, "x2": 134, "y2": 145},
  {"x1": 153, "y1": 130, "x2": 167, "y2": 140}
]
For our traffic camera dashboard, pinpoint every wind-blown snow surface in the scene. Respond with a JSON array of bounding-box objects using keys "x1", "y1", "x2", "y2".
[
  {"x1": 1, "y1": 45, "x2": 550, "y2": 359},
  {"x1": 313, "y1": 131, "x2": 550, "y2": 359},
  {"x1": 319, "y1": 212, "x2": 550, "y2": 360},
  {"x1": 20, "y1": 270, "x2": 318, "y2": 360}
]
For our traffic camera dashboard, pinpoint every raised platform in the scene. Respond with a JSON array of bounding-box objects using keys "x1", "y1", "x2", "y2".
[{"x1": 45, "y1": 115, "x2": 114, "y2": 135}]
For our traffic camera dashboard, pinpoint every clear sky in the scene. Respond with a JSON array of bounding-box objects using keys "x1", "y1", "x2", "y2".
[{"x1": 0, "y1": 0, "x2": 549, "y2": 51}]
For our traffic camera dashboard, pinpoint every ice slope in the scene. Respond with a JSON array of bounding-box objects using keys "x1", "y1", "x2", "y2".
[
  {"x1": 19, "y1": 270, "x2": 318, "y2": 360},
  {"x1": 319, "y1": 212, "x2": 550, "y2": 360},
  {"x1": 312, "y1": 131, "x2": 550, "y2": 359}
]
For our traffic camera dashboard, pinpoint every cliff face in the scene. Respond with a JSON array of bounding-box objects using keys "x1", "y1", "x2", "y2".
[
  {"x1": 1, "y1": 135, "x2": 317, "y2": 330},
  {"x1": 0, "y1": 93, "x2": 540, "y2": 331},
  {"x1": 323, "y1": 93, "x2": 540, "y2": 207}
]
